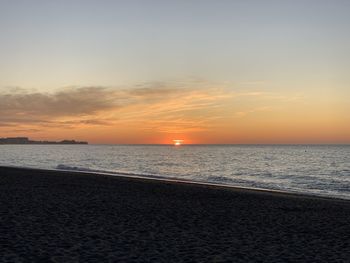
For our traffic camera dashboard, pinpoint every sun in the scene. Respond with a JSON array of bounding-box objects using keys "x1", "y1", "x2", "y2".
[{"x1": 173, "y1": 139, "x2": 184, "y2": 146}]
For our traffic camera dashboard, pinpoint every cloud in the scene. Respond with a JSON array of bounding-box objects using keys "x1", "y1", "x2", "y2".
[
  {"x1": 1, "y1": 80, "x2": 303, "y2": 137},
  {"x1": 0, "y1": 87, "x2": 121, "y2": 129},
  {"x1": 0, "y1": 82, "x2": 233, "y2": 133},
  {"x1": 128, "y1": 85, "x2": 182, "y2": 98},
  {"x1": 234, "y1": 106, "x2": 272, "y2": 118},
  {"x1": 0, "y1": 87, "x2": 119, "y2": 117}
]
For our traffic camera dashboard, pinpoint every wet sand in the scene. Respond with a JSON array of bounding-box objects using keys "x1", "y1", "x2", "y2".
[{"x1": 0, "y1": 166, "x2": 349, "y2": 262}]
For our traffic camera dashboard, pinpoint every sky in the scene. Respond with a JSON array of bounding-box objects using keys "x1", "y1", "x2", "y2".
[{"x1": 0, "y1": 0, "x2": 349, "y2": 144}]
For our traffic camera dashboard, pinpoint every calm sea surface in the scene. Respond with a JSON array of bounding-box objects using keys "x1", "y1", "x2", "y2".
[{"x1": 0, "y1": 145, "x2": 349, "y2": 199}]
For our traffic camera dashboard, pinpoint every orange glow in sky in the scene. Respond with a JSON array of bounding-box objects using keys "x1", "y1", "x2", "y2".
[{"x1": 0, "y1": 82, "x2": 349, "y2": 144}]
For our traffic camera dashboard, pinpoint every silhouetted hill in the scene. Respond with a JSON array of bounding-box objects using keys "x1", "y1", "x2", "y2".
[{"x1": 0, "y1": 137, "x2": 88, "y2": 145}]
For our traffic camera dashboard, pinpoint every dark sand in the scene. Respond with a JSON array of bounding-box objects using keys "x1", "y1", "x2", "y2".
[{"x1": 0, "y1": 167, "x2": 349, "y2": 262}]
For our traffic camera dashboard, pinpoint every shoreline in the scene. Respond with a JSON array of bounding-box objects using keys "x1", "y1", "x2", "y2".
[
  {"x1": 1, "y1": 165, "x2": 349, "y2": 202},
  {"x1": 1, "y1": 166, "x2": 349, "y2": 261}
]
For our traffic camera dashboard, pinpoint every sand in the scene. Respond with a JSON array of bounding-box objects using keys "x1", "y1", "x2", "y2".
[{"x1": 0, "y1": 166, "x2": 349, "y2": 262}]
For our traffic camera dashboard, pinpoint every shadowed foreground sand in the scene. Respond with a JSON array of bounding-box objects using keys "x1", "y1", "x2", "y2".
[{"x1": 0, "y1": 167, "x2": 349, "y2": 262}]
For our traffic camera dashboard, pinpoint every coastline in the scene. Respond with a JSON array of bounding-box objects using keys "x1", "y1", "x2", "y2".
[
  {"x1": 1, "y1": 166, "x2": 349, "y2": 261},
  {"x1": 2, "y1": 165, "x2": 349, "y2": 202}
]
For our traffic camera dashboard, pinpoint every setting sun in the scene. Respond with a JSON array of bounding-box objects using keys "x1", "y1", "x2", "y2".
[{"x1": 173, "y1": 140, "x2": 184, "y2": 146}]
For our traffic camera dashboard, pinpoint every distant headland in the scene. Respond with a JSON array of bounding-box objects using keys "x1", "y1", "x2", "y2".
[{"x1": 0, "y1": 137, "x2": 88, "y2": 145}]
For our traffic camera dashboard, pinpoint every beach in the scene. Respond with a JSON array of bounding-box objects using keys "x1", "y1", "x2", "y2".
[{"x1": 1, "y1": 166, "x2": 349, "y2": 262}]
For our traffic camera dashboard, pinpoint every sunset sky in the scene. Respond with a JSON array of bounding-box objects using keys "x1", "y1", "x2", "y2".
[{"x1": 0, "y1": 0, "x2": 349, "y2": 144}]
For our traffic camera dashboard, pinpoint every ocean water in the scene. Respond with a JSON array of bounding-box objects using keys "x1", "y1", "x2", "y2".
[{"x1": 0, "y1": 144, "x2": 349, "y2": 199}]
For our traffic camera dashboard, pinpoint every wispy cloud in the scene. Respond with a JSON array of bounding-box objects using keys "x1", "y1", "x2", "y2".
[
  {"x1": 1, "y1": 80, "x2": 299, "y2": 136},
  {"x1": 0, "y1": 81, "x2": 233, "y2": 133},
  {"x1": 234, "y1": 106, "x2": 272, "y2": 118}
]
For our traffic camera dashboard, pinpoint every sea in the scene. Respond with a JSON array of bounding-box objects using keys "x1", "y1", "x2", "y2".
[{"x1": 0, "y1": 144, "x2": 349, "y2": 200}]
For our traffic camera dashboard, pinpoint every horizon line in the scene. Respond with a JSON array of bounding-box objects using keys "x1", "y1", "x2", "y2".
[{"x1": 84, "y1": 143, "x2": 350, "y2": 146}]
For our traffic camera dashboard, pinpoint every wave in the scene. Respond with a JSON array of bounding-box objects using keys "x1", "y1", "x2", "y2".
[
  {"x1": 54, "y1": 164, "x2": 350, "y2": 200},
  {"x1": 55, "y1": 164, "x2": 170, "y2": 180},
  {"x1": 54, "y1": 164, "x2": 295, "y2": 194}
]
